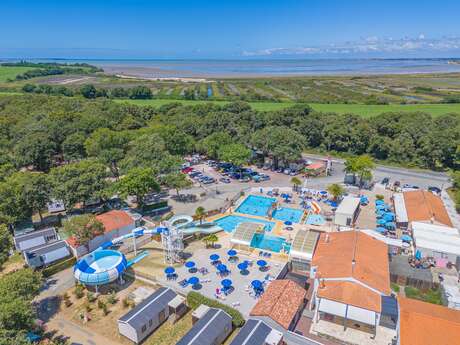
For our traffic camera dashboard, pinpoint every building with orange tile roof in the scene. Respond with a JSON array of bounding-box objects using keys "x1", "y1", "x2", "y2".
[
  {"x1": 399, "y1": 190, "x2": 453, "y2": 227},
  {"x1": 66, "y1": 210, "x2": 137, "y2": 257},
  {"x1": 398, "y1": 297, "x2": 460, "y2": 345},
  {"x1": 250, "y1": 279, "x2": 307, "y2": 330},
  {"x1": 310, "y1": 231, "x2": 396, "y2": 339}
]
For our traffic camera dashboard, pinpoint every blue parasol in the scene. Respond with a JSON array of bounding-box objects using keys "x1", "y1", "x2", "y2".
[
  {"x1": 227, "y1": 249, "x2": 237, "y2": 257},
  {"x1": 251, "y1": 280, "x2": 263, "y2": 289},
  {"x1": 383, "y1": 213, "x2": 395, "y2": 221},
  {"x1": 210, "y1": 254, "x2": 220, "y2": 261},
  {"x1": 284, "y1": 221, "x2": 293, "y2": 226},
  {"x1": 185, "y1": 261, "x2": 196, "y2": 268},
  {"x1": 221, "y1": 279, "x2": 232, "y2": 288},
  {"x1": 257, "y1": 260, "x2": 267, "y2": 267},
  {"x1": 217, "y1": 263, "x2": 227, "y2": 272},
  {"x1": 385, "y1": 222, "x2": 396, "y2": 229},
  {"x1": 375, "y1": 227, "x2": 386, "y2": 234},
  {"x1": 377, "y1": 218, "x2": 386, "y2": 225},
  {"x1": 375, "y1": 199, "x2": 385, "y2": 205},
  {"x1": 164, "y1": 267, "x2": 175, "y2": 274},
  {"x1": 188, "y1": 276, "x2": 199, "y2": 285},
  {"x1": 237, "y1": 262, "x2": 248, "y2": 270},
  {"x1": 401, "y1": 234, "x2": 412, "y2": 242}
]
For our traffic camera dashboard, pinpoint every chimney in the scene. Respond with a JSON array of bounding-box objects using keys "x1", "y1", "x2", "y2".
[{"x1": 352, "y1": 259, "x2": 356, "y2": 266}]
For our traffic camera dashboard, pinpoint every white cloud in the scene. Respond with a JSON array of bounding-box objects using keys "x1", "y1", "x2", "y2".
[{"x1": 242, "y1": 35, "x2": 460, "y2": 56}]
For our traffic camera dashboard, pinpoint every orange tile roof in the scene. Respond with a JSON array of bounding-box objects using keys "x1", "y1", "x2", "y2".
[
  {"x1": 399, "y1": 297, "x2": 460, "y2": 345},
  {"x1": 250, "y1": 280, "x2": 306, "y2": 330},
  {"x1": 317, "y1": 281, "x2": 381, "y2": 312},
  {"x1": 306, "y1": 162, "x2": 325, "y2": 170},
  {"x1": 67, "y1": 210, "x2": 134, "y2": 248},
  {"x1": 403, "y1": 190, "x2": 453, "y2": 227},
  {"x1": 312, "y1": 231, "x2": 391, "y2": 295},
  {"x1": 95, "y1": 210, "x2": 134, "y2": 233}
]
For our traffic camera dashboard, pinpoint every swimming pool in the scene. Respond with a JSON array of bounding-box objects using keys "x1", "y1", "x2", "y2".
[
  {"x1": 306, "y1": 214, "x2": 326, "y2": 225},
  {"x1": 272, "y1": 207, "x2": 304, "y2": 223},
  {"x1": 235, "y1": 195, "x2": 276, "y2": 217},
  {"x1": 250, "y1": 233, "x2": 290, "y2": 253},
  {"x1": 214, "y1": 215, "x2": 275, "y2": 233}
]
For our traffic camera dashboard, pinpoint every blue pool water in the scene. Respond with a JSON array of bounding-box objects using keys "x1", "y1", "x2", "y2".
[
  {"x1": 251, "y1": 233, "x2": 290, "y2": 253},
  {"x1": 214, "y1": 215, "x2": 275, "y2": 233},
  {"x1": 272, "y1": 207, "x2": 304, "y2": 223},
  {"x1": 306, "y1": 214, "x2": 326, "y2": 225},
  {"x1": 236, "y1": 195, "x2": 276, "y2": 217}
]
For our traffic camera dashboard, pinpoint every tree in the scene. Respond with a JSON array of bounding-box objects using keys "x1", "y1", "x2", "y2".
[
  {"x1": 0, "y1": 173, "x2": 33, "y2": 225},
  {"x1": 129, "y1": 86, "x2": 153, "y2": 99},
  {"x1": 0, "y1": 268, "x2": 42, "y2": 301},
  {"x1": 50, "y1": 159, "x2": 109, "y2": 210},
  {"x1": 203, "y1": 234, "x2": 218, "y2": 248},
  {"x1": 80, "y1": 84, "x2": 97, "y2": 99},
  {"x1": 0, "y1": 225, "x2": 12, "y2": 268},
  {"x1": 20, "y1": 172, "x2": 51, "y2": 221},
  {"x1": 164, "y1": 172, "x2": 192, "y2": 196},
  {"x1": 197, "y1": 132, "x2": 233, "y2": 159},
  {"x1": 85, "y1": 128, "x2": 131, "y2": 178},
  {"x1": 327, "y1": 183, "x2": 345, "y2": 201},
  {"x1": 114, "y1": 168, "x2": 160, "y2": 209},
  {"x1": 14, "y1": 131, "x2": 57, "y2": 172},
  {"x1": 63, "y1": 214, "x2": 105, "y2": 250},
  {"x1": 62, "y1": 132, "x2": 87, "y2": 161},
  {"x1": 194, "y1": 206, "x2": 206, "y2": 225},
  {"x1": 218, "y1": 143, "x2": 251, "y2": 167},
  {"x1": 344, "y1": 155, "x2": 375, "y2": 187},
  {"x1": 290, "y1": 177, "x2": 302, "y2": 191}
]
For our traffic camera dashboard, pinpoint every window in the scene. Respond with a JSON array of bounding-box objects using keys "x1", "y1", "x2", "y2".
[
  {"x1": 149, "y1": 319, "x2": 153, "y2": 327},
  {"x1": 141, "y1": 325, "x2": 147, "y2": 333}
]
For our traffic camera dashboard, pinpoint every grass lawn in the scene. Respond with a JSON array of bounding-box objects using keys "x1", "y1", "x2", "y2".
[
  {"x1": 145, "y1": 311, "x2": 193, "y2": 345},
  {"x1": 404, "y1": 286, "x2": 443, "y2": 305},
  {"x1": 115, "y1": 98, "x2": 460, "y2": 117},
  {"x1": 0, "y1": 66, "x2": 35, "y2": 82}
]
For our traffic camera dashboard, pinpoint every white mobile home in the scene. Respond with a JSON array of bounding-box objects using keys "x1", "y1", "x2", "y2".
[
  {"x1": 14, "y1": 227, "x2": 59, "y2": 252},
  {"x1": 334, "y1": 196, "x2": 360, "y2": 227}
]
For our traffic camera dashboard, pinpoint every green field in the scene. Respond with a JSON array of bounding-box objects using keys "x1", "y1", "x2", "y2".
[
  {"x1": 0, "y1": 66, "x2": 35, "y2": 82},
  {"x1": 115, "y1": 98, "x2": 460, "y2": 117}
]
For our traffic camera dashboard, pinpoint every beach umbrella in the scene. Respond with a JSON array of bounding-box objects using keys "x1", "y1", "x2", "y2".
[
  {"x1": 209, "y1": 254, "x2": 220, "y2": 261},
  {"x1": 377, "y1": 219, "x2": 386, "y2": 225},
  {"x1": 221, "y1": 279, "x2": 232, "y2": 288},
  {"x1": 415, "y1": 250, "x2": 422, "y2": 260},
  {"x1": 237, "y1": 262, "x2": 248, "y2": 270},
  {"x1": 330, "y1": 201, "x2": 338, "y2": 208},
  {"x1": 251, "y1": 280, "x2": 263, "y2": 289},
  {"x1": 360, "y1": 196, "x2": 369, "y2": 204},
  {"x1": 185, "y1": 261, "x2": 196, "y2": 268},
  {"x1": 227, "y1": 249, "x2": 237, "y2": 257},
  {"x1": 383, "y1": 213, "x2": 395, "y2": 221},
  {"x1": 188, "y1": 276, "x2": 199, "y2": 286},
  {"x1": 217, "y1": 263, "x2": 227, "y2": 272},
  {"x1": 375, "y1": 199, "x2": 385, "y2": 205},
  {"x1": 376, "y1": 204, "x2": 386, "y2": 210},
  {"x1": 401, "y1": 234, "x2": 412, "y2": 242},
  {"x1": 320, "y1": 191, "x2": 328, "y2": 195},
  {"x1": 257, "y1": 260, "x2": 267, "y2": 267},
  {"x1": 385, "y1": 222, "x2": 396, "y2": 229},
  {"x1": 375, "y1": 227, "x2": 386, "y2": 234},
  {"x1": 164, "y1": 267, "x2": 175, "y2": 274}
]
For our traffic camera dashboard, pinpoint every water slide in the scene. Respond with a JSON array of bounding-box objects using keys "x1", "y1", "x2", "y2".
[{"x1": 310, "y1": 201, "x2": 321, "y2": 214}]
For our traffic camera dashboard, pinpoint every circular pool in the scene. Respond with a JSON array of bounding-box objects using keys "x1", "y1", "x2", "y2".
[{"x1": 74, "y1": 249, "x2": 128, "y2": 286}]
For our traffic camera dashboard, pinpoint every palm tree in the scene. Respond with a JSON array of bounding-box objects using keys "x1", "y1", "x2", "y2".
[
  {"x1": 207, "y1": 234, "x2": 218, "y2": 248},
  {"x1": 291, "y1": 177, "x2": 302, "y2": 192},
  {"x1": 327, "y1": 183, "x2": 345, "y2": 201},
  {"x1": 194, "y1": 206, "x2": 206, "y2": 224}
]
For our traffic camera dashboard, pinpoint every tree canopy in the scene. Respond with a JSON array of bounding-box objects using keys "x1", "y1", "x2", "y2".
[
  {"x1": 114, "y1": 167, "x2": 160, "y2": 209},
  {"x1": 63, "y1": 214, "x2": 105, "y2": 248}
]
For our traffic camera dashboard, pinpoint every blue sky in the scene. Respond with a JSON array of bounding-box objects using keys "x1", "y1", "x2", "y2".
[{"x1": 2, "y1": 0, "x2": 460, "y2": 58}]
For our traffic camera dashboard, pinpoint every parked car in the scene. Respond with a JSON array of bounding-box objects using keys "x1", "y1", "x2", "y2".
[
  {"x1": 202, "y1": 177, "x2": 215, "y2": 184},
  {"x1": 276, "y1": 167, "x2": 284, "y2": 173},
  {"x1": 381, "y1": 177, "x2": 390, "y2": 185},
  {"x1": 428, "y1": 186, "x2": 441, "y2": 194},
  {"x1": 188, "y1": 171, "x2": 201, "y2": 177},
  {"x1": 256, "y1": 162, "x2": 264, "y2": 168},
  {"x1": 403, "y1": 183, "x2": 419, "y2": 189},
  {"x1": 289, "y1": 169, "x2": 299, "y2": 176},
  {"x1": 262, "y1": 164, "x2": 271, "y2": 170},
  {"x1": 219, "y1": 177, "x2": 231, "y2": 183},
  {"x1": 240, "y1": 176, "x2": 251, "y2": 182},
  {"x1": 181, "y1": 167, "x2": 194, "y2": 174},
  {"x1": 259, "y1": 174, "x2": 270, "y2": 181}
]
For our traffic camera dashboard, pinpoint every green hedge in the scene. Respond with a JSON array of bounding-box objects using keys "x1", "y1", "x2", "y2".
[
  {"x1": 187, "y1": 291, "x2": 245, "y2": 327},
  {"x1": 42, "y1": 256, "x2": 76, "y2": 277},
  {"x1": 142, "y1": 200, "x2": 168, "y2": 211}
]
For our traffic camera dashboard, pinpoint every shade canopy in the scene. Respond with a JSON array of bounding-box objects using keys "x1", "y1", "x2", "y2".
[
  {"x1": 227, "y1": 249, "x2": 237, "y2": 257},
  {"x1": 188, "y1": 276, "x2": 199, "y2": 285},
  {"x1": 320, "y1": 191, "x2": 328, "y2": 195},
  {"x1": 237, "y1": 262, "x2": 248, "y2": 270},
  {"x1": 375, "y1": 199, "x2": 385, "y2": 205},
  {"x1": 375, "y1": 227, "x2": 386, "y2": 234},
  {"x1": 164, "y1": 267, "x2": 175, "y2": 274},
  {"x1": 385, "y1": 222, "x2": 396, "y2": 229},
  {"x1": 251, "y1": 280, "x2": 263, "y2": 289},
  {"x1": 185, "y1": 261, "x2": 196, "y2": 268},
  {"x1": 284, "y1": 221, "x2": 293, "y2": 226},
  {"x1": 217, "y1": 263, "x2": 228, "y2": 272},
  {"x1": 377, "y1": 219, "x2": 386, "y2": 225},
  {"x1": 401, "y1": 234, "x2": 412, "y2": 242},
  {"x1": 256, "y1": 260, "x2": 267, "y2": 267},
  {"x1": 221, "y1": 279, "x2": 232, "y2": 287},
  {"x1": 209, "y1": 254, "x2": 220, "y2": 261}
]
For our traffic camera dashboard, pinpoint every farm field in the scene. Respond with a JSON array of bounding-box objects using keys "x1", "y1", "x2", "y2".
[
  {"x1": 115, "y1": 98, "x2": 460, "y2": 117},
  {"x1": 0, "y1": 66, "x2": 35, "y2": 82}
]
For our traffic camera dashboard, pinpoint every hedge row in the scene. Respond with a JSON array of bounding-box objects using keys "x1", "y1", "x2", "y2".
[
  {"x1": 187, "y1": 291, "x2": 245, "y2": 327},
  {"x1": 42, "y1": 256, "x2": 76, "y2": 277}
]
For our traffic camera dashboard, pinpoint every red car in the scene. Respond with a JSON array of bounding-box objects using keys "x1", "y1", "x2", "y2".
[{"x1": 181, "y1": 167, "x2": 194, "y2": 174}]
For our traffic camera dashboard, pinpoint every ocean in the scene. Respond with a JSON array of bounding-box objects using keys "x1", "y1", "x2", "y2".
[{"x1": 3, "y1": 58, "x2": 460, "y2": 78}]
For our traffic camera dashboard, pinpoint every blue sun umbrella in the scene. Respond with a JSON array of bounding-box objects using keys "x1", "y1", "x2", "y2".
[
  {"x1": 383, "y1": 213, "x2": 395, "y2": 221},
  {"x1": 320, "y1": 191, "x2": 328, "y2": 195},
  {"x1": 257, "y1": 260, "x2": 267, "y2": 267},
  {"x1": 185, "y1": 261, "x2": 196, "y2": 268},
  {"x1": 188, "y1": 276, "x2": 199, "y2": 286},
  {"x1": 376, "y1": 211, "x2": 385, "y2": 218},
  {"x1": 251, "y1": 280, "x2": 263, "y2": 289},
  {"x1": 375, "y1": 227, "x2": 386, "y2": 234},
  {"x1": 385, "y1": 222, "x2": 396, "y2": 229},
  {"x1": 227, "y1": 249, "x2": 237, "y2": 257},
  {"x1": 221, "y1": 279, "x2": 232, "y2": 288},
  {"x1": 210, "y1": 254, "x2": 220, "y2": 261},
  {"x1": 237, "y1": 262, "x2": 248, "y2": 270},
  {"x1": 415, "y1": 250, "x2": 422, "y2": 260},
  {"x1": 375, "y1": 199, "x2": 385, "y2": 205},
  {"x1": 377, "y1": 218, "x2": 386, "y2": 225},
  {"x1": 376, "y1": 204, "x2": 386, "y2": 210},
  {"x1": 401, "y1": 234, "x2": 412, "y2": 242},
  {"x1": 164, "y1": 267, "x2": 175, "y2": 274},
  {"x1": 284, "y1": 220, "x2": 293, "y2": 226},
  {"x1": 217, "y1": 263, "x2": 228, "y2": 272}
]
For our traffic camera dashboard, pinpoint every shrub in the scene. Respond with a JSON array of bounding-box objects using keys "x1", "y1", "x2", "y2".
[
  {"x1": 107, "y1": 291, "x2": 118, "y2": 305},
  {"x1": 122, "y1": 297, "x2": 130, "y2": 308},
  {"x1": 375, "y1": 194, "x2": 384, "y2": 200},
  {"x1": 84, "y1": 303, "x2": 92, "y2": 312},
  {"x1": 43, "y1": 257, "x2": 76, "y2": 277},
  {"x1": 102, "y1": 303, "x2": 109, "y2": 315},
  {"x1": 86, "y1": 291, "x2": 96, "y2": 303},
  {"x1": 97, "y1": 299, "x2": 105, "y2": 309},
  {"x1": 63, "y1": 293, "x2": 72, "y2": 307},
  {"x1": 74, "y1": 284, "x2": 84, "y2": 299},
  {"x1": 187, "y1": 291, "x2": 244, "y2": 327}
]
